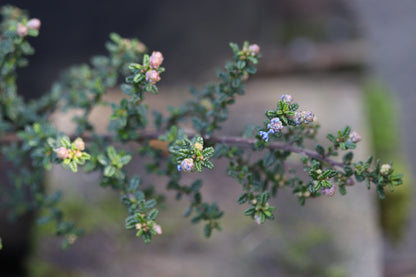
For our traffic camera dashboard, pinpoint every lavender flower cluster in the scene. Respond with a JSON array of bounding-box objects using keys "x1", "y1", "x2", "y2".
[{"x1": 259, "y1": 94, "x2": 314, "y2": 142}]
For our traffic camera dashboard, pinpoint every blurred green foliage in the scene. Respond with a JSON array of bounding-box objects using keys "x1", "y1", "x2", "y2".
[{"x1": 363, "y1": 78, "x2": 412, "y2": 241}]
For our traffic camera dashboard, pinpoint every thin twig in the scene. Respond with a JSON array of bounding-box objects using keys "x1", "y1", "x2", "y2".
[{"x1": 1, "y1": 131, "x2": 344, "y2": 168}]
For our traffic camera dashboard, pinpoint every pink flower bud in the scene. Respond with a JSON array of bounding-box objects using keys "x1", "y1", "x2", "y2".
[
  {"x1": 194, "y1": 142, "x2": 203, "y2": 152},
  {"x1": 56, "y1": 147, "x2": 69, "y2": 159},
  {"x1": 248, "y1": 44, "x2": 260, "y2": 56},
  {"x1": 153, "y1": 223, "x2": 162, "y2": 235},
  {"x1": 349, "y1": 131, "x2": 361, "y2": 143},
  {"x1": 26, "y1": 18, "x2": 41, "y2": 30},
  {"x1": 17, "y1": 23, "x2": 28, "y2": 37},
  {"x1": 380, "y1": 164, "x2": 392, "y2": 175},
  {"x1": 346, "y1": 178, "x2": 355, "y2": 186},
  {"x1": 73, "y1": 138, "x2": 85, "y2": 151},
  {"x1": 254, "y1": 214, "x2": 262, "y2": 224},
  {"x1": 145, "y1": 70, "x2": 161, "y2": 84},
  {"x1": 149, "y1": 51, "x2": 164, "y2": 69},
  {"x1": 321, "y1": 184, "x2": 335, "y2": 197}
]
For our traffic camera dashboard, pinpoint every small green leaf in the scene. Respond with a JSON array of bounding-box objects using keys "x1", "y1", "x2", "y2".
[
  {"x1": 204, "y1": 224, "x2": 212, "y2": 237},
  {"x1": 107, "y1": 146, "x2": 118, "y2": 161},
  {"x1": 97, "y1": 155, "x2": 108, "y2": 166},
  {"x1": 237, "y1": 193, "x2": 249, "y2": 204},
  {"x1": 147, "y1": 209, "x2": 159, "y2": 220},
  {"x1": 69, "y1": 161, "x2": 78, "y2": 173},
  {"x1": 104, "y1": 165, "x2": 116, "y2": 177},
  {"x1": 315, "y1": 144, "x2": 325, "y2": 156},
  {"x1": 119, "y1": 155, "x2": 132, "y2": 165}
]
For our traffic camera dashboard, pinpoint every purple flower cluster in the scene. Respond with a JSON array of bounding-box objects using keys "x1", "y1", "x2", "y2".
[
  {"x1": 259, "y1": 117, "x2": 283, "y2": 142},
  {"x1": 177, "y1": 158, "x2": 194, "y2": 172},
  {"x1": 321, "y1": 184, "x2": 335, "y2": 197},
  {"x1": 294, "y1": 110, "x2": 314, "y2": 125},
  {"x1": 280, "y1": 94, "x2": 293, "y2": 103}
]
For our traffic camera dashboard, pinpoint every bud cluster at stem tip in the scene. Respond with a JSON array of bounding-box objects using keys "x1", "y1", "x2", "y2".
[
  {"x1": 55, "y1": 138, "x2": 86, "y2": 160},
  {"x1": 259, "y1": 94, "x2": 315, "y2": 142},
  {"x1": 17, "y1": 18, "x2": 41, "y2": 37}
]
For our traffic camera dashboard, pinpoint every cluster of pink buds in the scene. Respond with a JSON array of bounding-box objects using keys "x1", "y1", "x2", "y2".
[
  {"x1": 55, "y1": 138, "x2": 86, "y2": 160},
  {"x1": 248, "y1": 44, "x2": 260, "y2": 56},
  {"x1": 135, "y1": 222, "x2": 163, "y2": 235},
  {"x1": 16, "y1": 18, "x2": 41, "y2": 37},
  {"x1": 56, "y1": 147, "x2": 69, "y2": 159},
  {"x1": 145, "y1": 70, "x2": 161, "y2": 84},
  {"x1": 194, "y1": 142, "x2": 203, "y2": 152},
  {"x1": 321, "y1": 184, "x2": 336, "y2": 197},
  {"x1": 149, "y1": 51, "x2": 164, "y2": 69},
  {"x1": 349, "y1": 131, "x2": 362, "y2": 143}
]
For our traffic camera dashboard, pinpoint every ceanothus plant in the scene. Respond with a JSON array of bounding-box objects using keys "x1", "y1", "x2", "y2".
[{"x1": 0, "y1": 6, "x2": 403, "y2": 247}]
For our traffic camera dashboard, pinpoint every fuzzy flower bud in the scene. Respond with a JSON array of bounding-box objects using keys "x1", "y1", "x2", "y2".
[
  {"x1": 56, "y1": 147, "x2": 69, "y2": 159},
  {"x1": 73, "y1": 138, "x2": 85, "y2": 151},
  {"x1": 254, "y1": 214, "x2": 262, "y2": 224},
  {"x1": 248, "y1": 44, "x2": 260, "y2": 56},
  {"x1": 280, "y1": 94, "x2": 293, "y2": 103},
  {"x1": 267, "y1": 117, "x2": 283, "y2": 133},
  {"x1": 349, "y1": 131, "x2": 362, "y2": 143},
  {"x1": 149, "y1": 51, "x2": 164, "y2": 69},
  {"x1": 153, "y1": 223, "x2": 162, "y2": 235},
  {"x1": 294, "y1": 110, "x2": 314, "y2": 125},
  {"x1": 346, "y1": 178, "x2": 355, "y2": 186},
  {"x1": 180, "y1": 158, "x2": 194, "y2": 173},
  {"x1": 380, "y1": 164, "x2": 392, "y2": 175},
  {"x1": 194, "y1": 142, "x2": 203, "y2": 152},
  {"x1": 321, "y1": 184, "x2": 335, "y2": 197},
  {"x1": 145, "y1": 70, "x2": 161, "y2": 84},
  {"x1": 26, "y1": 18, "x2": 41, "y2": 30},
  {"x1": 16, "y1": 23, "x2": 27, "y2": 37}
]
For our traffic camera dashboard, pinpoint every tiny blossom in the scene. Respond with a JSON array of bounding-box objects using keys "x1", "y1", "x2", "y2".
[
  {"x1": 16, "y1": 23, "x2": 27, "y2": 37},
  {"x1": 380, "y1": 164, "x2": 392, "y2": 175},
  {"x1": 74, "y1": 150, "x2": 82, "y2": 158},
  {"x1": 149, "y1": 51, "x2": 164, "y2": 69},
  {"x1": 26, "y1": 18, "x2": 41, "y2": 30},
  {"x1": 280, "y1": 94, "x2": 293, "y2": 103},
  {"x1": 267, "y1": 117, "x2": 283, "y2": 133},
  {"x1": 294, "y1": 110, "x2": 314, "y2": 125},
  {"x1": 180, "y1": 158, "x2": 194, "y2": 173},
  {"x1": 349, "y1": 131, "x2": 362, "y2": 143},
  {"x1": 73, "y1": 138, "x2": 85, "y2": 150},
  {"x1": 321, "y1": 184, "x2": 335, "y2": 197},
  {"x1": 248, "y1": 44, "x2": 260, "y2": 56},
  {"x1": 194, "y1": 142, "x2": 203, "y2": 152},
  {"x1": 254, "y1": 214, "x2": 262, "y2": 224},
  {"x1": 145, "y1": 70, "x2": 161, "y2": 84},
  {"x1": 153, "y1": 223, "x2": 162, "y2": 235},
  {"x1": 56, "y1": 147, "x2": 69, "y2": 159},
  {"x1": 259, "y1": 131, "x2": 270, "y2": 142},
  {"x1": 345, "y1": 178, "x2": 355, "y2": 186}
]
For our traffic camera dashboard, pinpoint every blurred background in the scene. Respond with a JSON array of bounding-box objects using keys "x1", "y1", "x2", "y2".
[{"x1": 1, "y1": 0, "x2": 416, "y2": 276}]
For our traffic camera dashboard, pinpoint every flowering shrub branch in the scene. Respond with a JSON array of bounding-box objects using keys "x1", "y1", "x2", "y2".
[{"x1": 0, "y1": 6, "x2": 403, "y2": 247}]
